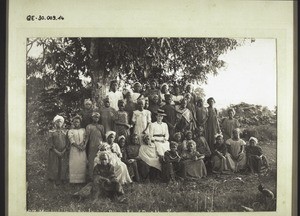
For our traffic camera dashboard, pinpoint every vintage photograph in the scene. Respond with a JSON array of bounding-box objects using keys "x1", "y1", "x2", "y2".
[{"x1": 26, "y1": 37, "x2": 277, "y2": 212}]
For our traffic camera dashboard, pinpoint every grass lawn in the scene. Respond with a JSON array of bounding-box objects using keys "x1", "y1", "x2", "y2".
[{"x1": 26, "y1": 136, "x2": 277, "y2": 212}]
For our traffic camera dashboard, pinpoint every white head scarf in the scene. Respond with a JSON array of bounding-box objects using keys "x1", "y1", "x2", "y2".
[{"x1": 53, "y1": 115, "x2": 64, "y2": 124}]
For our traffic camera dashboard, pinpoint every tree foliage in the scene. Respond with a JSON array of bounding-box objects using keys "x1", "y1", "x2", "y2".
[{"x1": 27, "y1": 37, "x2": 243, "y2": 134}]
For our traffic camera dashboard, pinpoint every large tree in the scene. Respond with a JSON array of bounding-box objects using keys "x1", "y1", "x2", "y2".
[{"x1": 26, "y1": 37, "x2": 244, "y2": 132}]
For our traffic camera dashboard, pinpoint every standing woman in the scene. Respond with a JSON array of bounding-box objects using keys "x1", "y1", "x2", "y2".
[
  {"x1": 221, "y1": 108, "x2": 240, "y2": 141},
  {"x1": 100, "y1": 97, "x2": 116, "y2": 133},
  {"x1": 85, "y1": 112, "x2": 105, "y2": 181},
  {"x1": 175, "y1": 98, "x2": 196, "y2": 134},
  {"x1": 205, "y1": 97, "x2": 221, "y2": 152},
  {"x1": 80, "y1": 99, "x2": 98, "y2": 129},
  {"x1": 149, "y1": 109, "x2": 170, "y2": 157},
  {"x1": 68, "y1": 115, "x2": 87, "y2": 183},
  {"x1": 226, "y1": 128, "x2": 247, "y2": 172},
  {"x1": 114, "y1": 99, "x2": 131, "y2": 140},
  {"x1": 47, "y1": 115, "x2": 69, "y2": 185}
]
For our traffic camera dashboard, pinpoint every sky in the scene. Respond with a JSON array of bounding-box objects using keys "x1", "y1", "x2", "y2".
[
  {"x1": 28, "y1": 38, "x2": 277, "y2": 110},
  {"x1": 201, "y1": 39, "x2": 276, "y2": 110}
]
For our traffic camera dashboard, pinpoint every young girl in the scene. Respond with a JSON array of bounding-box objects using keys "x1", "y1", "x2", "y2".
[
  {"x1": 132, "y1": 82, "x2": 143, "y2": 103},
  {"x1": 173, "y1": 132, "x2": 184, "y2": 154},
  {"x1": 161, "y1": 94, "x2": 177, "y2": 139},
  {"x1": 99, "y1": 131, "x2": 132, "y2": 185},
  {"x1": 132, "y1": 99, "x2": 152, "y2": 144},
  {"x1": 93, "y1": 152, "x2": 124, "y2": 200},
  {"x1": 181, "y1": 130, "x2": 193, "y2": 153},
  {"x1": 211, "y1": 134, "x2": 234, "y2": 174},
  {"x1": 85, "y1": 112, "x2": 105, "y2": 181},
  {"x1": 172, "y1": 84, "x2": 183, "y2": 106},
  {"x1": 47, "y1": 115, "x2": 69, "y2": 185},
  {"x1": 246, "y1": 137, "x2": 269, "y2": 173},
  {"x1": 221, "y1": 108, "x2": 240, "y2": 141},
  {"x1": 148, "y1": 94, "x2": 161, "y2": 122},
  {"x1": 194, "y1": 127, "x2": 211, "y2": 163},
  {"x1": 205, "y1": 97, "x2": 221, "y2": 152},
  {"x1": 107, "y1": 80, "x2": 124, "y2": 111},
  {"x1": 68, "y1": 115, "x2": 87, "y2": 183},
  {"x1": 195, "y1": 98, "x2": 208, "y2": 130},
  {"x1": 180, "y1": 140, "x2": 207, "y2": 179},
  {"x1": 161, "y1": 141, "x2": 181, "y2": 183},
  {"x1": 114, "y1": 99, "x2": 130, "y2": 140},
  {"x1": 226, "y1": 128, "x2": 247, "y2": 172},
  {"x1": 100, "y1": 97, "x2": 116, "y2": 133},
  {"x1": 160, "y1": 83, "x2": 171, "y2": 106}
]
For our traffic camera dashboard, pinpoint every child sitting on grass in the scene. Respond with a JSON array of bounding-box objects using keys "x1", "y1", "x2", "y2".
[
  {"x1": 161, "y1": 141, "x2": 181, "y2": 183},
  {"x1": 246, "y1": 137, "x2": 269, "y2": 173},
  {"x1": 93, "y1": 152, "x2": 124, "y2": 201}
]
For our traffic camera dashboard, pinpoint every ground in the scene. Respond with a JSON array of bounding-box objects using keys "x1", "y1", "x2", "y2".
[{"x1": 26, "y1": 136, "x2": 277, "y2": 212}]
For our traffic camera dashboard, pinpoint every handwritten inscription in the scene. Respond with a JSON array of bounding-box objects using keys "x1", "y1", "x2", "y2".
[{"x1": 26, "y1": 15, "x2": 64, "y2": 21}]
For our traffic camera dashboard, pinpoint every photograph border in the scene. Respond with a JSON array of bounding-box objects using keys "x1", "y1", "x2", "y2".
[{"x1": 7, "y1": 0, "x2": 296, "y2": 216}]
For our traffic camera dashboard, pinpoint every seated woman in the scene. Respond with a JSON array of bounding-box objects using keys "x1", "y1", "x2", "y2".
[
  {"x1": 138, "y1": 134, "x2": 162, "y2": 182},
  {"x1": 225, "y1": 128, "x2": 247, "y2": 172},
  {"x1": 180, "y1": 140, "x2": 207, "y2": 179},
  {"x1": 211, "y1": 134, "x2": 234, "y2": 174},
  {"x1": 181, "y1": 130, "x2": 193, "y2": 153},
  {"x1": 93, "y1": 152, "x2": 124, "y2": 201},
  {"x1": 246, "y1": 137, "x2": 269, "y2": 173},
  {"x1": 96, "y1": 131, "x2": 132, "y2": 185},
  {"x1": 150, "y1": 109, "x2": 170, "y2": 157}
]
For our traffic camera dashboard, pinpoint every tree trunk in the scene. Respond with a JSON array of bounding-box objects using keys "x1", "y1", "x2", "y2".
[{"x1": 89, "y1": 38, "x2": 109, "y2": 109}]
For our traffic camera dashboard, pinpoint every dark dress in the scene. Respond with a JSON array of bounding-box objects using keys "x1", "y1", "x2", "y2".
[
  {"x1": 93, "y1": 163, "x2": 123, "y2": 198},
  {"x1": 80, "y1": 107, "x2": 99, "y2": 129},
  {"x1": 100, "y1": 107, "x2": 116, "y2": 133},
  {"x1": 85, "y1": 124, "x2": 105, "y2": 180},
  {"x1": 246, "y1": 145, "x2": 269, "y2": 173},
  {"x1": 205, "y1": 107, "x2": 220, "y2": 152},
  {"x1": 161, "y1": 150, "x2": 181, "y2": 182},
  {"x1": 47, "y1": 129, "x2": 69, "y2": 181},
  {"x1": 114, "y1": 110, "x2": 130, "y2": 140},
  {"x1": 123, "y1": 144, "x2": 141, "y2": 182},
  {"x1": 161, "y1": 104, "x2": 177, "y2": 139},
  {"x1": 180, "y1": 150, "x2": 207, "y2": 179}
]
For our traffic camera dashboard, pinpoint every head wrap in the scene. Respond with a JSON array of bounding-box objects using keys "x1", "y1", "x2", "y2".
[
  {"x1": 98, "y1": 151, "x2": 110, "y2": 159},
  {"x1": 105, "y1": 131, "x2": 116, "y2": 140},
  {"x1": 215, "y1": 133, "x2": 223, "y2": 139},
  {"x1": 133, "y1": 82, "x2": 142, "y2": 87},
  {"x1": 161, "y1": 83, "x2": 169, "y2": 90},
  {"x1": 118, "y1": 135, "x2": 126, "y2": 142},
  {"x1": 207, "y1": 97, "x2": 216, "y2": 104},
  {"x1": 186, "y1": 140, "x2": 196, "y2": 148},
  {"x1": 53, "y1": 115, "x2": 64, "y2": 124},
  {"x1": 92, "y1": 112, "x2": 100, "y2": 118},
  {"x1": 71, "y1": 115, "x2": 82, "y2": 122},
  {"x1": 249, "y1": 137, "x2": 258, "y2": 144},
  {"x1": 84, "y1": 98, "x2": 92, "y2": 105}
]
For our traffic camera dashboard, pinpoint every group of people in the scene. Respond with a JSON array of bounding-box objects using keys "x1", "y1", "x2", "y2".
[{"x1": 47, "y1": 79, "x2": 269, "y2": 200}]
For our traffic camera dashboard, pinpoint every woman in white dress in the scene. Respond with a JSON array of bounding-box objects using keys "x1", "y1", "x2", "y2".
[
  {"x1": 68, "y1": 116, "x2": 87, "y2": 183},
  {"x1": 149, "y1": 109, "x2": 170, "y2": 157},
  {"x1": 95, "y1": 131, "x2": 132, "y2": 185}
]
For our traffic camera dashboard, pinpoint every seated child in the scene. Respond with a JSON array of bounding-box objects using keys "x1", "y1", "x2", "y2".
[
  {"x1": 181, "y1": 130, "x2": 193, "y2": 153},
  {"x1": 93, "y1": 152, "x2": 124, "y2": 200},
  {"x1": 180, "y1": 140, "x2": 207, "y2": 179},
  {"x1": 173, "y1": 132, "x2": 184, "y2": 154},
  {"x1": 161, "y1": 141, "x2": 181, "y2": 183},
  {"x1": 246, "y1": 137, "x2": 269, "y2": 173},
  {"x1": 118, "y1": 134, "x2": 141, "y2": 182},
  {"x1": 194, "y1": 126, "x2": 211, "y2": 161}
]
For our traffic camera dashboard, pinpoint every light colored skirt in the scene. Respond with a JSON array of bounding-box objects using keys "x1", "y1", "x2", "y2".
[
  {"x1": 154, "y1": 141, "x2": 170, "y2": 157},
  {"x1": 69, "y1": 146, "x2": 87, "y2": 183}
]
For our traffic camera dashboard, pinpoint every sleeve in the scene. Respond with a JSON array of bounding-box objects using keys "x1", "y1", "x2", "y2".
[
  {"x1": 149, "y1": 123, "x2": 154, "y2": 140},
  {"x1": 132, "y1": 111, "x2": 137, "y2": 123},
  {"x1": 85, "y1": 125, "x2": 91, "y2": 143},
  {"x1": 164, "y1": 123, "x2": 169, "y2": 141},
  {"x1": 147, "y1": 110, "x2": 152, "y2": 123},
  {"x1": 47, "y1": 131, "x2": 54, "y2": 150},
  {"x1": 241, "y1": 140, "x2": 246, "y2": 146},
  {"x1": 114, "y1": 143, "x2": 122, "y2": 158},
  {"x1": 225, "y1": 139, "x2": 231, "y2": 145},
  {"x1": 257, "y1": 146, "x2": 263, "y2": 156},
  {"x1": 109, "y1": 165, "x2": 117, "y2": 181},
  {"x1": 67, "y1": 129, "x2": 76, "y2": 144}
]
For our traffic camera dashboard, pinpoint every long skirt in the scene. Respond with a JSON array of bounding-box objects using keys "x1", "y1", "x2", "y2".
[
  {"x1": 180, "y1": 159, "x2": 207, "y2": 179},
  {"x1": 211, "y1": 154, "x2": 235, "y2": 173},
  {"x1": 47, "y1": 150, "x2": 68, "y2": 181},
  {"x1": 114, "y1": 162, "x2": 133, "y2": 185},
  {"x1": 227, "y1": 152, "x2": 247, "y2": 172},
  {"x1": 154, "y1": 141, "x2": 170, "y2": 157},
  {"x1": 247, "y1": 155, "x2": 269, "y2": 173},
  {"x1": 69, "y1": 146, "x2": 87, "y2": 183}
]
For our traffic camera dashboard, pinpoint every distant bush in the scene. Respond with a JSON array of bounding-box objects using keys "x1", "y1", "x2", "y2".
[{"x1": 220, "y1": 102, "x2": 277, "y2": 141}]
